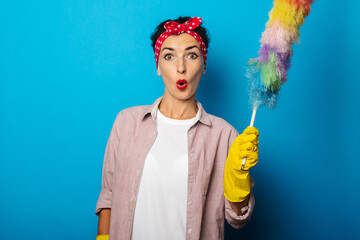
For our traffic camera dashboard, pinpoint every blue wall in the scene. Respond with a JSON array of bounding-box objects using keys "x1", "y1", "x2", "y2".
[{"x1": 1, "y1": 0, "x2": 359, "y2": 239}]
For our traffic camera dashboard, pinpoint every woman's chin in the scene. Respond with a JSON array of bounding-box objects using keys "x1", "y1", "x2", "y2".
[
  {"x1": 176, "y1": 91, "x2": 197, "y2": 101},
  {"x1": 168, "y1": 91, "x2": 195, "y2": 101}
]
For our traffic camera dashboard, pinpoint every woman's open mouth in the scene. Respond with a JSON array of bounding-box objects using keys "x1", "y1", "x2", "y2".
[{"x1": 177, "y1": 79, "x2": 187, "y2": 90}]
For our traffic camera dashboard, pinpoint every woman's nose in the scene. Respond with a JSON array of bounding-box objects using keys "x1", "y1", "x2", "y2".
[{"x1": 177, "y1": 58, "x2": 186, "y2": 74}]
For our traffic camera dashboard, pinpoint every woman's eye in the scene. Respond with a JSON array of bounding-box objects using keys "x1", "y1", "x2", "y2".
[
  {"x1": 188, "y1": 53, "x2": 198, "y2": 59},
  {"x1": 164, "y1": 54, "x2": 173, "y2": 60}
]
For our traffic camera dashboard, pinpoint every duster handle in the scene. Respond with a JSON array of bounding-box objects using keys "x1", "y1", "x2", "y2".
[{"x1": 241, "y1": 105, "x2": 258, "y2": 170}]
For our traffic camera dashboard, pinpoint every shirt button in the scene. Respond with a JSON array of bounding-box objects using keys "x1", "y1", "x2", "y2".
[
  {"x1": 188, "y1": 228, "x2": 192, "y2": 233},
  {"x1": 188, "y1": 201, "x2": 192, "y2": 205},
  {"x1": 190, "y1": 153, "x2": 195, "y2": 157},
  {"x1": 189, "y1": 176, "x2": 194, "y2": 181},
  {"x1": 189, "y1": 133, "x2": 193, "y2": 138}
]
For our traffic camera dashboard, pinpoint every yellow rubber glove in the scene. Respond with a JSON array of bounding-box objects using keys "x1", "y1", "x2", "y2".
[
  {"x1": 96, "y1": 235, "x2": 109, "y2": 240},
  {"x1": 224, "y1": 126, "x2": 259, "y2": 202}
]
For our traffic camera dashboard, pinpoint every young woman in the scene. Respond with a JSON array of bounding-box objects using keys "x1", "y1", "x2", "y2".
[{"x1": 95, "y1": 16, "x2": 259, "y2": 240}]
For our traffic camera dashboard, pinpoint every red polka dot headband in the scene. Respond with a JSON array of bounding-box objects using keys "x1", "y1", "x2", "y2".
[{"x1": 154, "y1": 17, "x2": 207, "y2": 69}]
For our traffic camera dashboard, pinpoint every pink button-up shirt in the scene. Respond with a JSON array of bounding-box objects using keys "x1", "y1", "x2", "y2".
[{"x1": 95, "y1": 96, "x2": 255, "y2": 240}]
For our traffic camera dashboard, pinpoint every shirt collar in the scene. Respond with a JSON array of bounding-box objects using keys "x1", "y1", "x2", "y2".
[{"x1": 141, "y1": 96, "x2": 212, "y2": 126}]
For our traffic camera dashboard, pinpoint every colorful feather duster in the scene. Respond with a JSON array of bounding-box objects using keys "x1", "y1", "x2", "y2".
[
  {"x1": 247, "y1": 0, "x2": 315, "y2": 110},
  {"x1": 242, "y1": 0, "x2": 315, "y2": 169}
]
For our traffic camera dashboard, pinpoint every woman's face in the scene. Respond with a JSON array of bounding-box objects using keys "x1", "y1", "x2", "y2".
[{"x1": 157, "y1": 33, "x2": 205, "y2": 102}]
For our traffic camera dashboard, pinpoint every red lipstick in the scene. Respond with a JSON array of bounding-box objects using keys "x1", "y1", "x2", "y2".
[{"x1": 176, "y1": 79, "x2": 187, "y2": 90}]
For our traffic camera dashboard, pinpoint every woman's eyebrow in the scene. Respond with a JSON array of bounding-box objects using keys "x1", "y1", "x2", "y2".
[
  {"x1": 185, "y1": 45, "x2": 200, "y2": 51},
  {"x1": 162, "y1": 47, "x2": 174, "y2": 52},
  {"x1": 161, "y1": 45, "x2": 200, "y2": 52}
]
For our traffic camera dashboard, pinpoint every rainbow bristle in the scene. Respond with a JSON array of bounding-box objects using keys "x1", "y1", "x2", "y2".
[
  {"x1": 247, "y1": 59, "x2": 279, "y2": 109},
  {"x1": 246, "y1": 0, "x2": 314, "y2": 109}
]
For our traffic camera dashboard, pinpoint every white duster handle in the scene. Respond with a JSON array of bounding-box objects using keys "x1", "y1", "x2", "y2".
[{"x1": 241, "y1": 105, "x2": 258, "y2": 170}]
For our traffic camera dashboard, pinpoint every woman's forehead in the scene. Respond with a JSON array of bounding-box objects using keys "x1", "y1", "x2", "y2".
[{"x1": 161, "y1": 33, "x2": 200, "y2": 50}]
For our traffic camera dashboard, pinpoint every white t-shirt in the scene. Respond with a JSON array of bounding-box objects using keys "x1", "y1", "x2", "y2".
[{"x1": 131, "y1": 109, "x2": 199, "y2": 240}]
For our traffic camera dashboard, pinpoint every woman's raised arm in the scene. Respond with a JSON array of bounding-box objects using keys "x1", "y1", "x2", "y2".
[{"x1": 97, "y1": 208, "x2": 111, "y2": 235}]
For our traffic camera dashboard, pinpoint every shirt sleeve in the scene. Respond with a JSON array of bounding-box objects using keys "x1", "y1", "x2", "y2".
[
  {"x1": 224, "y1": 127, "x2": 256, "y2": 229},
  {"x1": 95, "y1": 112, "x2": 122, "y2": 216}
]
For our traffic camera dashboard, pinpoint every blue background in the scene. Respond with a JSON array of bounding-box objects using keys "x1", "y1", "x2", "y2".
[{"x1": 1, "y1": 0, "x2": 359, "y2": 239}]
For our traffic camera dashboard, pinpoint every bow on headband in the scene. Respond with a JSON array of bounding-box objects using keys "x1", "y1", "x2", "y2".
[{"x1": 154, "y1": 17, "x2": 207, "y2": 69}]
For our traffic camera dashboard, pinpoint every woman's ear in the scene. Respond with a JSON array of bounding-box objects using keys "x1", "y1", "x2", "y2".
[
  {"x1": 157, "y1": 65, "x2": 161, "y2": 76},
  {"x1": 202, "y1": 67, "x2": 205, "y2": 74}
]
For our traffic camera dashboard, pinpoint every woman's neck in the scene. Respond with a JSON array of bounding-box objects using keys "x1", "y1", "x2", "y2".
[{"x1": 158, "y1": 94, "x2": 198, "y2": 120}]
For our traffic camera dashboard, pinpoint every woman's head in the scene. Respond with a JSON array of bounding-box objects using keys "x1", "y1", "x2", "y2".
[{"x1": 150, "y1": 16, "x2": 210, "y2": 101}]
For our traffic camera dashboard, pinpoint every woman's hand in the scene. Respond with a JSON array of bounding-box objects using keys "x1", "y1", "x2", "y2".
[
  {"x1": 223, "y1": 126, "x2": 259, "y2": 202},
  {"x1": 234, "y1": 126, "x2": 259, "y2": 171},
  {"x1": 96, "y1": 235, "x2": 109, "y2": 240}
]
